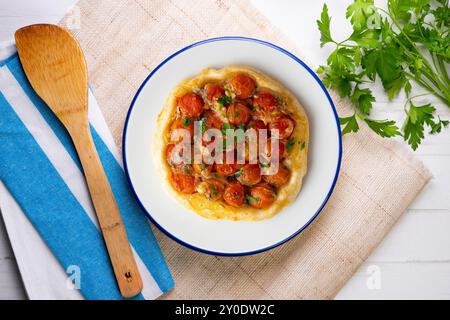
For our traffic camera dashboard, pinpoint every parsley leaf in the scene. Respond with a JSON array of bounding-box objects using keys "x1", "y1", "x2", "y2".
[
  {"x1": 210, "y1": 184, "x2": 218, "y2": 195},
  {"x1": 389, "y1": 0, "x2": 430, "y2": 22},
  {"x1": 322, "y1": 68, "x2": 356, "y2": 97},
  {"x1": 403, "y1": 103, "x2": 436, "y2": 150},
  {"x1": 340, "y1": 113, "x2": 360, "y2": 135},
  {"x1": 351, "y1": 87, "x2": 375, "y2": 114},
  {"x1": 430, "y1": 117, "x2": 449, "y2": 135},
  {"x1": 217, "y1": 95, "x2": 232, "y2": 106},
  {"x1": 221, "y1": 123, "x2": 235, "y2": 135},
  {"x1": 328, "y1": 47, "x2": 355, "y2": 72},
  {"x1": 300, "y1": 141, "x2": 306, "y2": 150},
  {"x1": 349, "y1": 29, "x2": 382, "y2": 49},
  {"x1": 182, "y1": 116, "x2": 191, "y2": 126},
  {"x1": 385, "y1": 74, "x2": 408, "y2": 100},
  {"x1": 317, "y1": 4, "x2": 333, "y2": 47},
  {"x1": 245, "y1": 194, "x2": 258, "y2": 204},
  {"x1": 200, "y1": 120, "x2": 206, "y2": 133},
  {"x1": 361, "y1": 47, "x2": 402, "y2": 87},
  {"x1": 346, "y1": 0, "x2": 375, "y2": 31},
  {"x1": 286, "y1": 138, "x2": 296, "y2": 151},
  {"x1": 364, "y1": 118, "x2": 401, "y2": 138}
]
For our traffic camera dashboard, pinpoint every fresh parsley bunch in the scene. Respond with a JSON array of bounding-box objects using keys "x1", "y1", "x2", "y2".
[{"x1": 317, "y1": 0, "x2": 449, "y2": 150}]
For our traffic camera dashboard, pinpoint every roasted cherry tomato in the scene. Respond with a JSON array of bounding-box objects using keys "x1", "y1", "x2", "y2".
[
  {"x1": 223, "y1": 181, "x2": 245, "y2": 207},
  {"x1": 247, "y1": 119, "x2": 267, "y2": 131},
  {"x1": 228, "y1": 74, "x2": 256, "y2": 99},
  {"x1": 227, "y1": 102, "x2": 251, "y2": 125},
  {"x1": 237, "y1": 164, "x2": 261, "y2": 186},
  {"x1": 268, "y1": 114, "x2": 295, "y2": 139},
  {"x1": 214, "y1": 162, "x2": 237, "y2": 177},
  {"x1": 203, "y1": 110, "x2": 224, "y2": 130},
  {"x1": 202, "y1": 178, "x2": 225, "y2": 201},
  {"x1": 178, "y1": 92, "x2": 204, "y2": 118},
  {"x1": 248, "y1": 184, "x2": 275, "y2": 209},
  {"x1": 204, "y1": 83, "x2": 225, "y2": 104},
  {"x1": 170, "y1": 117, "x2": 194, "y2": 141},
  {"x1": 263, "y1": 164, "x2": 291, "y2": 188},
  {"x1": 252, "y1": 92, "x2": 277, "y2": 112},
  {"x1": 213, "y1": 151, "x2": 237, "y2": 176},
  {"x1": 252, "y1": 106, "x2": 281, "y2": 124},
  {"x1": 171, "y1": 172, "x2": 195, "y2": 194}
]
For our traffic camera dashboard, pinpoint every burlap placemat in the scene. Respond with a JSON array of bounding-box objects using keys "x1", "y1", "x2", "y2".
[{"x1": 59, "y1": 0, "x2": 432, "y2": 299}]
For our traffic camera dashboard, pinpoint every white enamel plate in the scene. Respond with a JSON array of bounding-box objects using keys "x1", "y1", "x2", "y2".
[{"x1": 123, "y1": 37, "x2": 342, "y2": 255}]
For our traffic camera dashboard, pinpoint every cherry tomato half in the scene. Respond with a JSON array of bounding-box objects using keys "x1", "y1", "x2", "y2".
[
  {"x1": 248, "y1": 184, "x2": 275, "y2": 209},
  {"x1": 203, "y1": 178, "x2": 225, "y2": 201},
  {"x1": 252, "y1": 92, "x2": 277, "y2": 112},
  {"x1": 178, "y1": 92, "x2": 204, "y2": 118},
  {"x1": 204, "y1": 83, "x2": 225, "y2": 104},
  {"x1": 237, "y1": 164, "x2": 261, "y2": 186},
  {"x1": 268, "y1": 114, "x2": 295, "y2": 139},
  {"x1": 263, "y1": 165, "x2": 291, "y2": 188},
  {"x1": 223, "y1": 181, "x2": 245, "y2": 207},
  {"x1": 228, "y1": 74, "x2": 256, "y2": 99},
  {"x1": 171, "y1": 172, "x2": 196, "y2": 194},
  {"x1": 227, "y1": 102, "x2": 251, "y2": 125}
]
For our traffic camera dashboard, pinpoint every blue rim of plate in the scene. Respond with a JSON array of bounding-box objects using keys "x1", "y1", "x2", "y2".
[{"x1": 122, "y1": 36, "x2": 342, "y2": 256}]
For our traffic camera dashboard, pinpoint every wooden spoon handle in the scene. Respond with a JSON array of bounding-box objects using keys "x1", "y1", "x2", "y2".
[{"x1": 67, "y1": 116, "x2": 143, "y2": 298}]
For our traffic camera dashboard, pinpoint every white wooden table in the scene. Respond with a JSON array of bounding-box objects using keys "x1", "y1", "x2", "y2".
[{"x1": 0, "y1": 0, "x2": 449, "y2": 300}]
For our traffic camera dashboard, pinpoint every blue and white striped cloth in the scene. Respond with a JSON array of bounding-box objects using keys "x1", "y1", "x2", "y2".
[{"x1": 0, "y1": 51, "x2": 173, "y2": 300}]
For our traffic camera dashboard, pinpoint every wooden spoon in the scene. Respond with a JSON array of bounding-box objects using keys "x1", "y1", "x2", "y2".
[{"x1": 15, "y1": 24, "x2": 143, "y2": 298}]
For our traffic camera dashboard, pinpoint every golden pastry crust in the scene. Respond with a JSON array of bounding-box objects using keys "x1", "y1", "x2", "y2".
[{"x1": 153, "y1": 66, "x2": 309, "y2": 221}]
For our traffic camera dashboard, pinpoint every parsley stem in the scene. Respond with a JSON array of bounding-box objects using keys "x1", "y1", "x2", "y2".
[
  {"x1": 379, "y1": 5, "x2": 450, "y2": 102},
  {"x1": 355, "y1": 110, "x2": 366, "y2": 121},
  {"x1": 385, "y1": 29, "x2": 443, "y2": 92},
  {"x1": 421, "y1": 67, "x2": 450, "y2": 101},
  {"x1": 332, "y1": 35, "x2": 353, "y2": 47},
  {"x1": 335, "y1": 41, "x2": 355, "y2": 48},
  {"x1": 437, "y1": 56, "x2": 450, "y2": 88},
  {"x1": 431, "y1": 53, "x2": 450, "y2": 92},
  {"x1": 382, "y1": 7, "x2": 422, "y2": 55},
  {"x1": 403, "y1": 93, "x2": 431, "y2": 113},
  {"x1": 404, "y1": 72, "x2": 450, "y2": 105},
  {"x1": 393, "y1": 34, "x2": 450, "y2": 105}
]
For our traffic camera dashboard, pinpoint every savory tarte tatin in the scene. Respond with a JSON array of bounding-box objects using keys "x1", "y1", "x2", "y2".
[{"x1": 153, "y1": 66, "x2": 308, "y2": 221}]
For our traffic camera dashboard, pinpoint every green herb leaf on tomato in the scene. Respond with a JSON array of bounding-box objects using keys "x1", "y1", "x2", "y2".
[
  {"x1": 182, "y1": 116, "x2": 191, "y2": 126},
  {"x1": 245, "y1": 194, "x2": 258, "y2": 204},
  {"x1": 217, "y1": 95, "x2": 232, "y2": 106}
]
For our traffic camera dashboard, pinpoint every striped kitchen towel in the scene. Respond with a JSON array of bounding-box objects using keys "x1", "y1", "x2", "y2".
[{"x1": 0, "y1": 52, "x2": 173, "y2": 300}]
